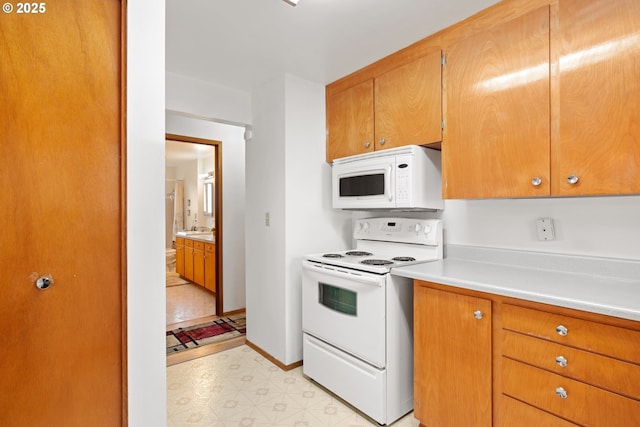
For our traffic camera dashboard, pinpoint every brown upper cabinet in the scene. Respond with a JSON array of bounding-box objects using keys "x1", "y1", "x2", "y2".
[
  {"x1": 553, "y1": 0, "x2": 640, "y2": 196},
  {"x1": 443, "y1": 7, "x2": 551, "y2": 199},
  {"x1": 327, "y1": 0, "x2": 640, "y2": 198},
  {"x1": 444, "y1": 0, "x2": 640, "y2": 198},
  {"x1": 326, "y1": 50, "x2": 443, "y2": 162}
]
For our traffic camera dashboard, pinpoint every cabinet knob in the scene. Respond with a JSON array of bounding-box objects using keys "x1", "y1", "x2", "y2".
[
  {"x1": 555, "y1": 387, "x2": 568, "y2": 399},
  {"x1": 567, "y1": 175, "x2": 579, "y2": 185},
  {"x1": 364, "y1": 141, "x2": 371, "y2": 148},
  {"x1": 556, "y1": 325, "x2": 569, "y2": 336},
  {"x1": 531, "y1": 177, "x2": 542, "y2": 186},
  {"x1": 379, "y1": 138, "x2": 385, "y2": 145},
  {"x1": 473, "y1": 310, "x2": 483, "y2": 320},
  {"x1": 555, "y1": 356, "x2": 568, "y2": 367}
]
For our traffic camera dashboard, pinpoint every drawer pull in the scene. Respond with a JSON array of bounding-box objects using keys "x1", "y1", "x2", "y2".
[
  {"x1": 555, "y1": 387, "x2": 568, "y2": 399},
  {"x1": 556, "y1": 325, "x2": 568, "y2": 336},
  {"x1": 473, "y1": 310, "x2": 483, "y2": 320},
  {"x1": 555, "y1": 356, "x2": 568, "y2": 367}
]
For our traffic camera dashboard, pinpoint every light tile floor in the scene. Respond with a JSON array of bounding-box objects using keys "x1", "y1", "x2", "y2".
[{"x1": 167, "y1": 345, "x2": 420, "y2": 427}]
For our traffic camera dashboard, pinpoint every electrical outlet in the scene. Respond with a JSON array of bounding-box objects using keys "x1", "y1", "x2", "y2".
[{"x1": 536, "y1": 218, "x2": 555, "y2": 241}]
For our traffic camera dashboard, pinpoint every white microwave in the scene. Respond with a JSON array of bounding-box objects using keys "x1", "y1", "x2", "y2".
[{"x1": 332, "y1": 145, "x2": 443, "y2": 211}]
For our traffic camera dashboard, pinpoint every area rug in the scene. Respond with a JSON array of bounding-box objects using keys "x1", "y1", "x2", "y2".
[{"x1": 166, "y1": 315, "x2": 246, "y2": 355}]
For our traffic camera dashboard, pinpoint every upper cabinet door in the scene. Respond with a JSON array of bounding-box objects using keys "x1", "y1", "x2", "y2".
[
  {"x1": 375, "y1": 50, "x2": 443, "y2": 150},
  {"x1": 554, "y1": 0, "x2": 640, "y2": 196},
  {"x1": 326, "y1": 79, "x2": 374, "y2": 162},
  {"x1": 443, "y1": 7, "x2": 551, "y2": 199}
]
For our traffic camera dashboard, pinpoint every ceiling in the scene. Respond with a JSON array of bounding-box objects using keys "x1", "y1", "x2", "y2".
[{"x1": 165, "y1": 0, "x2": 501, "y2": 93}]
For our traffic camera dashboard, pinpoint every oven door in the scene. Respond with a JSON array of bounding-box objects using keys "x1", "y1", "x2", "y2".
[{"x1": 302, "y1": 260, "x2": 386, "y2": 368}]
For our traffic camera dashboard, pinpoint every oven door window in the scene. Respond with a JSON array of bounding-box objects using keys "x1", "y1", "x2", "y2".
[{"x1": 319, "y1": 282, "x2": 356, "y2": 316}]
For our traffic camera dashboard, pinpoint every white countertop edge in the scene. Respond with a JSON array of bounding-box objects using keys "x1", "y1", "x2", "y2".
[{"x1": 392, "y1": 256, "x2": 640, "y2": 322}]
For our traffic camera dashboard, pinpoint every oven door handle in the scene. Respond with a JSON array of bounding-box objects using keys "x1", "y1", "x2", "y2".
[{"x1": 304, "y1": 262, "x2": 382, "y2": 287}]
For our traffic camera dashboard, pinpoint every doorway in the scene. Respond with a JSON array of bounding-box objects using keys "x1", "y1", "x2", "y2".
[{"x1": 165, "y1": 134, "x2": 223, "y2": 321}]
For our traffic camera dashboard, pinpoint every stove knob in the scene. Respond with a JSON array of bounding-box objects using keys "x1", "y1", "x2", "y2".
[
  {"x1": 413, "y1": 224, "x2": 422, "y2": 233},
  {"x1": 423, "y1": 225, "x2": 432, "y2": 235},
  {"x1": 355, "y1": 222, "x2": 363, "y2": 232},
  {"x1": 362, "y1": 222, "x2": 370, "y2": 231}
]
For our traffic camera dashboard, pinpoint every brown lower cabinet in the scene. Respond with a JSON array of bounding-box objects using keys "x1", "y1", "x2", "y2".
[
  {"x1": 414, "y1": 280, "x2": 640, "y2": 427},
  {"x1": 176, "y1": 238, "x2": 216, "y2": 291}
]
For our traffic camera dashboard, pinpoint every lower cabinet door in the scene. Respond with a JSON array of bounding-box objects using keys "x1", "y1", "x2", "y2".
[{"x1": 414, "y1": 285, "x2": 492, "y2": 427}]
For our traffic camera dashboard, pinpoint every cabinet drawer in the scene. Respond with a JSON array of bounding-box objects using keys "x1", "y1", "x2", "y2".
[
  {"x1": 499, "y1": 395, "x2": 578, "y2": 427},
  {"x1": 205, "y1": 243, "x2": 215, "y2": 253},
  {"x1": 502, "y1": 304, "x2": 640, "y2": 364},
  {"x1": 502, "y1": 358, "x2": 640, "y2": 426},
  {"x1": 503, "y1": 330, "x2": 640, "y2": 399},
  {"x1": 194, "y1": 241, "x2": 205, "y2": 250},
  {"x1": 184, "y1": 239, "x2": 194, "y2": 247},
  {"x1": 175, "y1": 237, "x2": 184, "y2": 245}
]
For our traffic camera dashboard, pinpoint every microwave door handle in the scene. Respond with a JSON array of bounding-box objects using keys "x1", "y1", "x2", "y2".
[
  {"x1": 305, "y1": 263, "x2": 382, "y2": 287},
  {"x1": 386, "y1": 165, "x2": 392, "y2": 201}
]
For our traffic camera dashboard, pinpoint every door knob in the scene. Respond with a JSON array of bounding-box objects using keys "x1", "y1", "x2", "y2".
[{"x1": 36, "y1": 275, "x2": 53, "y2": 290}]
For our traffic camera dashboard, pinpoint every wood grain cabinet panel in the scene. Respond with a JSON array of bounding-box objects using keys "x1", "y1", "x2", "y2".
[
  {"x1": 374, "y1": 50, "x2": 443, "y2": 151},
  {"x1": 499, "y1": 395, "x2": 579, "y2": 427},
  {"x1": 414, "y1": 285, "x2": 492, "y2": 427},
  {"x1": 443, "y1": 6, "x2": 551, "y2": 198},
  {"x1": 502, "y1": 304, "x2": 640, "y2": 365},
  {"x1": 503, "y1": 330, "x2": 640, "y2": 399},
  {"x1": 554, "y1": 0, "x2": 640, "y2": 196},
  {"x1": 326, "y1": 52, "x2": 443, "y2": 162},
  {"x1": 175, "y1": 238, "x2": 185, "y2": 276},
  {"x1": 326, "y1": 79, "x2": 374, "y2": 161},
  {"x1": 204, "y1": 243, "x2": 216, "y2": 292},
  {"x1": 502, "y1": 357, "x2": 640, "y2": 426},
  {"x1": 184, "y1": 240, "x2": 194, "y2": 282},
  {"x1": 193, "y1": 241, "x2": 205, "y2": 286}
]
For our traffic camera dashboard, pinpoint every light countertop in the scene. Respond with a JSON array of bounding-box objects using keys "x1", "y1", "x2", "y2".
[{"x1": 392, "y1": 245, "x2": 640, "y2": 322}]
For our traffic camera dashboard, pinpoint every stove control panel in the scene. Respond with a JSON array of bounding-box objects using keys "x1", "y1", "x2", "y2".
[{"x1": 354, "y1": 217, "x2": 442, "y2": 245}]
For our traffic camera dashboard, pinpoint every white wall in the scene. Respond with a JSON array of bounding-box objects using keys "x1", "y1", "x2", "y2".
[
  {"x1": 127, "y1": 1, "x2": 166, "y2": 426},
  {"x1": 246, "y1": 74, "x2": 351, "y2": 365},
  {"x1": 358, "y1": 194, "x2": 640, "y2": 261},
  {"x1": 440, "y1": 196, "x2": 640, "y2": 260},
  {"x1": 166, "y1": 113, "x2": 247, "y2": 312},
  {"x1": 166, "y1": 72, "x2": 252, "y2": 125}
]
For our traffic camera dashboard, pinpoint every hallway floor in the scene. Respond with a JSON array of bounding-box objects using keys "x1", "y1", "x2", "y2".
[
  {"x1": 167, "y1": 273, "x2": 216, "y2": 326},
  {"x1": 167, "y1": 345, "x2": 419, "y2": 427}
]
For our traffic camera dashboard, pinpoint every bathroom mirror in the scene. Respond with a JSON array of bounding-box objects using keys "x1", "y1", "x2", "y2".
[{"x1": 203, "y1": 180, "x2": 214, "y2": 217}]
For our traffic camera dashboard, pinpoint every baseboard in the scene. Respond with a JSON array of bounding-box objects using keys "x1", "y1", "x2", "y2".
[
  {"x1": 245, "y1": 340, "x2": 303, "y2": 371},
  {"x1": 221, "y1": 308, "x2": 246, "y2": 317}
]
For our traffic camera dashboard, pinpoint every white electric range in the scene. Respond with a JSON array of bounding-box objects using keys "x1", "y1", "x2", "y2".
[{"x1": 301, "y1": 217, "x2": 443, "y2": 425}]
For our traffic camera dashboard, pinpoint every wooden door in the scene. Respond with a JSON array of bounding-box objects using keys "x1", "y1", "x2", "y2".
[
  {"x1": 375, "y1": 50, "x2": 443, "y2": 150},
  {"x1": 554, "y1": 0, "x2": 640, "y2": 196},
  {"x1": 0, "y1": 1, "x2": 125, "y2": 426},
  {"x1": 443, "y1": 7, "x2": 550, "y2": 199},
  {"x1": 414, "y1": 285, "x2": 492, "y2": 427},
  {"x1": 325, "y1": 80, "x2": 374, "y2": 162}
]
